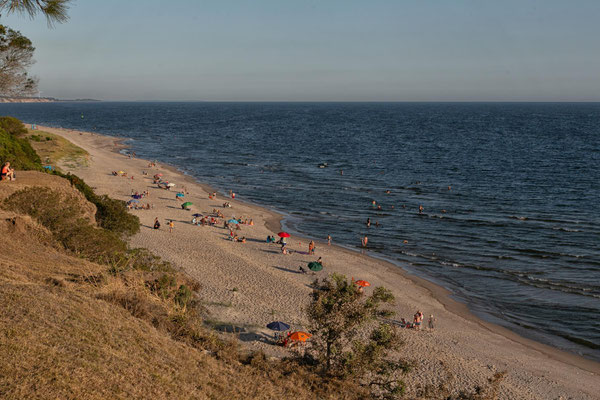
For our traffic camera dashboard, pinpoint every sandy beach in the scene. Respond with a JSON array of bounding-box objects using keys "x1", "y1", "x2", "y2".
[{"x1": 39, "y1": 125, "x2": 599, "y2": 399}]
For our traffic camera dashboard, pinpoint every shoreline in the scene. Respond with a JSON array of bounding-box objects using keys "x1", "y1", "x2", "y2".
[
  {"x1": 106, "y1": 128, "x2": 600, "y2": 373},
  {"x1": 35, "y1": 124, "x2": 599, "y2": 399}
]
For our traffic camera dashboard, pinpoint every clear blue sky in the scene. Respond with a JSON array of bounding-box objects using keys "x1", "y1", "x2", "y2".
[{"x1": 3, "y1": 0, "x2": 600, "y2": 101}]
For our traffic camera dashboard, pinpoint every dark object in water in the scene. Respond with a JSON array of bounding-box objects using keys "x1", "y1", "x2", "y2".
[{"x1": 318, "y1": 162, "x2": 328, "y2": 168}]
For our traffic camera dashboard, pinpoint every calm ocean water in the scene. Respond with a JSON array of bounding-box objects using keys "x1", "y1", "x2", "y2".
[{"x1": 2, "y1": 102, "x2": 599, "y2": 361}]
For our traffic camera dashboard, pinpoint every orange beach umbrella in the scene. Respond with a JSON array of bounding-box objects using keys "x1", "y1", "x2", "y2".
[
  {"x1": 355, "y1": 280, "x2": 371, "y2": 287},
  {"x1": 289, "y1": 331, "x2": 311, "y2": 342}
]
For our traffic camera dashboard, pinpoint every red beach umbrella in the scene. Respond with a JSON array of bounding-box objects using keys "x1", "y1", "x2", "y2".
[
  {"x1": 289, "y1": 331, "x2": 311, "y2": 342},
  {"x1": 355, "y1": 280, "x2": 371, "y2": 287},
  {"x1": 278, "y1": 232, "x2": 291, "y2": 238}
]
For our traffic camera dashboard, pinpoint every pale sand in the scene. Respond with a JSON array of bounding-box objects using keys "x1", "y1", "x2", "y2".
[{"x1": 40, "y1": 125, "x2": 599, "y2": 399}]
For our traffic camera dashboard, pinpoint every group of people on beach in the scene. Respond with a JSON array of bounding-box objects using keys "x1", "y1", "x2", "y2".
[
  {"x1": 117, "y1": 159, "x2": 440, "y2": 354},
  {"x1": 397, "y1": 311, "x2": 435, "y2": 330}
]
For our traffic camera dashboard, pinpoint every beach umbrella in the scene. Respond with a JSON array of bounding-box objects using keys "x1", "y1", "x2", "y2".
[
  {"x1": 192, "y1": 213, "x2": 203, "y2": 217},
  {"x1": 167, "y1": 183, "x2": 175, "y2": 187},
  {"x1": 308, "y1": 262, "x2": 323, "y2": 272},
  {"x1": 278, "y1": 232, "x2": 291, "y2": 238},
  {"x1": 118, "y1": 170, "x2": 124, "y2": 174},
  {"x1": 289, "y1": 331, "x2": 311, "y2": 342},
  {"x1": 127, "y1": 199, "x2": 139, "y2": 204},
  {"x1": 355, "y1": 280, "x2": 370, "y2": 287},
  {"x1": 227, "y1": 219, "x2": 239, "y2": 224},
  {"x1": 266, "y1": 321, "x2": 290, "y2": 331},
  {"x1": 176, "y1": 193, "x2": 185, "y2": 197},
  {"x1": 156, "y1": 173, "x2": 163, "y2": 176},
  {"x1": 182, "y1": 202, "x2": 193, "y2": 207}
]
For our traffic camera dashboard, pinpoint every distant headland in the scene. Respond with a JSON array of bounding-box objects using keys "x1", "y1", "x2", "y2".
[{"x1": 0, "y1": 96, "x2": 100, "y2": 103}]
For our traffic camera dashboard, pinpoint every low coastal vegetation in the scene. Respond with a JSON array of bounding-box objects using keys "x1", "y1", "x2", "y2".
[
  {"x1": 0, "y1": 117, "x2": 505, "y2": 399},
  {"x1": 27, "y1": 129, "x2": 89, "y2": 169}
]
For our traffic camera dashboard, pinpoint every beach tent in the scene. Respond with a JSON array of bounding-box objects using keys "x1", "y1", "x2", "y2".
[{"x1": 308, "y1": 262, "x2": 323, "y2": 272}]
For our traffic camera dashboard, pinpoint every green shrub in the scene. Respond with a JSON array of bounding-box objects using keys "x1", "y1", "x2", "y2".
[
  {"x1": 0, "y1": 116, "x2": 28, "y2": 136},
  {"x1": 0, "y1": 127, "x2": 42, "y2": 170},
  {"x1": 52, "y1": 171, "x2": 140, "y2": 237},
  {"x1": 175, "y1": 285, "x2": 193, "y2": 309},
  {"x1": 2, "y1": 187, "x2": 127, "y2": 263}
]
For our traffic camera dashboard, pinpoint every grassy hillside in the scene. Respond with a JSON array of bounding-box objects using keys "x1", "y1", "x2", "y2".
[{"x1": 0, "y1": 173, "x2": 364, "y2": 399}]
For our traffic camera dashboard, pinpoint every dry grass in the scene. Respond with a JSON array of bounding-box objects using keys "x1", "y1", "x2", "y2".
[
  {"x1": 0, "y1": 175, "x2": 367, "y2": 400},
  {"x1": 26, "y1": 129, "x2": 89, "y2": 169}
]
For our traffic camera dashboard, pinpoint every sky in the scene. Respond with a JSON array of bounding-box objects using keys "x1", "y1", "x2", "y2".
[{"x1": 2, "y1": 0, "x2": 600, "y2": 101}]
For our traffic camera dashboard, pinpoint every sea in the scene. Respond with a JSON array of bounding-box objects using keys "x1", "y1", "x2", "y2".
[{"x1": 2, "y1": 101, "x2": 599, "y2": 361}]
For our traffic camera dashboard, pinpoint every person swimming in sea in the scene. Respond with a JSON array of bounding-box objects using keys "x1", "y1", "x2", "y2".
[
  {"x1": 366, "y1": 218, "x2": 371, "y2": 228},
  {"x1": 418, "y1": 205, "x2": 424, "y2": 214}
]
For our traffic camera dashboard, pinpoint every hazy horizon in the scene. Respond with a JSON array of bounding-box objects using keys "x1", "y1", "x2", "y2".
[{"x1": 3, "y1": 0, "x2": 600, "y2": 102}]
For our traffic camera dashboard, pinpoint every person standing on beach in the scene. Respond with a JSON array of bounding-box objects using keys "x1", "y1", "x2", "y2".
[
  {"x1": 169, "y1": 220, "x2": 174, "y2": 233},
  {"x1": 327, "y1": 235, "x2": 332, "y2": 245},
  {"x1": 428, "y1": 315, "x2": 435, "y2": 330},
  {"x1": 308, "y1": 240, "x2": 315, "y2": 255}
]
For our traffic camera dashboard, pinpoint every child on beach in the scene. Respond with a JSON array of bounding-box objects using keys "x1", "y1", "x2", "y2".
[
  {"x1": 169, "y1": 220, "x2": 174, "y2": 233},
  {"x1": 428, "y1": 315, "x2": 435, "y2": 330}
]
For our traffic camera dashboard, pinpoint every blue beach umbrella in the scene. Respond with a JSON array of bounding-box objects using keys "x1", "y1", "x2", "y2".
[
  {"x1": 227, "y1": 219, "x2": 239, "y2": 224},
  {"x1": 176, "y1": 193, "x2": 184, "y2": 197},
  {"x1": 192, "y1": 213, "x2": 203, "y2": 217},
  {"x1": 127, "y1": 199, "x2": 139, "y2": 204},
  {"x1": 266, "y1": 321, "x2": 290, "y2": 331}
]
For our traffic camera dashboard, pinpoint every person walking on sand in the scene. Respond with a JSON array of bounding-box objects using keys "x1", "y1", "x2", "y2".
[
  {"x1": 168, "y1": 220, "x2": 174, "y2": 233},
  {"x1": 428, "y1": 315, "x2": 435, "y2": 330}
]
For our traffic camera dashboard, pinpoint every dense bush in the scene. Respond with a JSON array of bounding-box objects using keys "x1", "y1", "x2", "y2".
[
  {"x1": 0, "y1": 116, "x2": 28, "y2": 136},
  {"x1": 52, "y1": 171, "x2": 140, "y2": 237},
  {"x1": 1, "y1": 187, "x2": 158, "y2": 271},
  {"x1": 0, "y1": 117, "x2": 41, "y2": 170},
  {"x1": 0, "y1": 127, "x2": 42, "y2": 170}
]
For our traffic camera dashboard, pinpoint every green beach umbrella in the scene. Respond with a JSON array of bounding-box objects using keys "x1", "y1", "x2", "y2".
[
  {"x1": 308, "y1": 262, "x2": 323, "y2": 272},
  {"x1": 182, "y1": 202, "x2": 193, "y2": 208}
]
